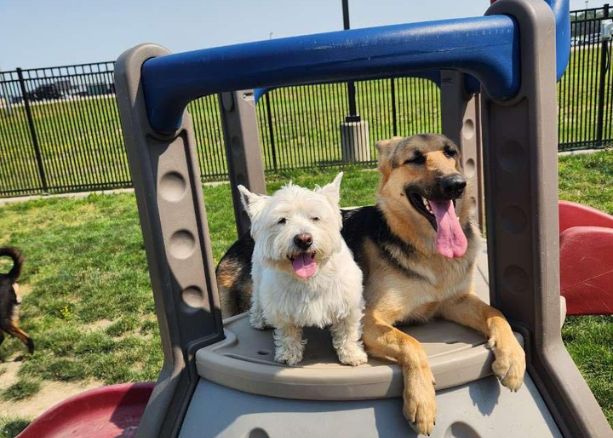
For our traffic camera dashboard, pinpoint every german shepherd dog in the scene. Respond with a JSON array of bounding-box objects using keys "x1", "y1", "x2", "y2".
[
  {"x1": 216, "y1": 134, "x2": 525, "y2": 435},
  {"x1": 0, "y1": 247, "x2": 34, "y2": 354}
]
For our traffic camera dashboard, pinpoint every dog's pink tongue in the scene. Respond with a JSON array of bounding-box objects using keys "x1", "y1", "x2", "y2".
[
  {"x1": 291, "y1": 254, "x2": 318, "y2": 279},
  {"x1": 429, "y1": 200, "x2": 468, "y2": 258}
]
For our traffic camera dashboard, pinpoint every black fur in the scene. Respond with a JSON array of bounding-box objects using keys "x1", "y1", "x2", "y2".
[
  {"x1": 341, "y1": 206, "x2": 425, "y2": 280},
  {"x1": 0, "y1": 247, "x2": 34, "y2": 354}
]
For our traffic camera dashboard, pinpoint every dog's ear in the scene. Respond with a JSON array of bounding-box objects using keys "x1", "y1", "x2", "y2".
[
  {"x1": 237, "y1": 185, "x2": 268, "y2": 218},
  {"x1": 376, "y1": 137, "x2": 402, "y2": 182},
  {"x1": 317, "y1": 172, "x2": 343, "y2": 206}
]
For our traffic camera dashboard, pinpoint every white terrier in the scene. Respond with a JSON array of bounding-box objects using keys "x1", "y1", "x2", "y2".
[{"x1": 238, "y1": 173, "x2": 368, "y2": 367}]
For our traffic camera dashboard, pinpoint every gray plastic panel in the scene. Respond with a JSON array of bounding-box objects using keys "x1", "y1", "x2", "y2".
[
  {"x1": 482, "y1": 1, "x2": 610, "y2": 436},
  {"x1": 180, "y1": 376, "x2": 561, "y2": 438},
  {"x1": 115, "y1": 44, "x2": 224, "y2": 438}
]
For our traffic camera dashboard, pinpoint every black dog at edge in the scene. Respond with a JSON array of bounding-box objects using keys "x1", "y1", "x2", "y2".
[{"x1": 0, "y1": 247, "x2": 34, "y2": 354}]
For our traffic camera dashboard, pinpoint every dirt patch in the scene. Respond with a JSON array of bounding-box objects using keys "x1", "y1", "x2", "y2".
[{"x1": 0, "y1": 358, "x2": 102, "y2": 420}]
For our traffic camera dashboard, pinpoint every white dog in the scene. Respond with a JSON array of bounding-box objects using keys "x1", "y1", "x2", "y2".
[{"x1": 238, "y1": 173, "x2": 368, "y2": 367}]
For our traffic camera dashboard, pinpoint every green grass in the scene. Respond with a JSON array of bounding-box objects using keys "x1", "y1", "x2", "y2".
[
  {"x1": 0, "y1": 152, "x2": 610, "y2": 434},
  {"x1": 0, "y1": 418, "x2": 30, "y2": 438},
  {"x1": 1, "y1": 378, "x2": 41, "y2": 402}
]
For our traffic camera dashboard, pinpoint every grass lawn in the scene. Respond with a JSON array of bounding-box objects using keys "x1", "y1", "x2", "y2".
[{"x1": 0, "y1": 151, "x2": 611, "y2": 437}]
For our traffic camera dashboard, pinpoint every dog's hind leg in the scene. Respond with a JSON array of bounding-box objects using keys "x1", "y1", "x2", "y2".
[
  {"x1": 272, "y1": 323, "x2": 305, "y2": 366},
  {"x1": 363, "y1": 311, "x2": 436, "y2": 436},
  {"x1": 5, "y1": 323, "x2": 34, "y2": 354},
  {"x1": 439, "y1": 293, "x2": 525, "y2": 391},
  {"x1": 331, "y1": 309, "x2": 367, "y2": 366}
]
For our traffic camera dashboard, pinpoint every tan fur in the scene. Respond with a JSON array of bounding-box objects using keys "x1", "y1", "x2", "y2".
[{"x1": 363, "y1": 135, "x2": 525, "y2": 435}]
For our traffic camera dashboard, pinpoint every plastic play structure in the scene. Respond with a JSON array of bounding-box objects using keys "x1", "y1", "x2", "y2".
[
  {"x1": 19, "y1": 0, "x2": 611, "y2": 436},
  {"x1": 559, "y1": 201, "x2": 613, "y2": 315}
]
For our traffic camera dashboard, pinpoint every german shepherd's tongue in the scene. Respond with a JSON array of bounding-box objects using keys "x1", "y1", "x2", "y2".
[
  {"x1": 291, "y1": 253, "x2": 318, "y2": 279},
  {"x1": 428, "y1": 200, "x2": 468, "y2": 258}
]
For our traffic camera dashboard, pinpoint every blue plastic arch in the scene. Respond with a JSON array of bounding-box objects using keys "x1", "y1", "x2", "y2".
[{"x1": 142, "y1": 0, "x2": 569, "y2": 134}]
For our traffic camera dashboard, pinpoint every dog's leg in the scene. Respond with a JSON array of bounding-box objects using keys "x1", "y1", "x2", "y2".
[
  {"x1": 248, "y1": 289, "x2": 266, "y2": 330},
  {"x1": 331, "y1": 309, "x2": 368, "y2": 366},
  {"x1": 6, "y1": 324, "x2": 34, "y2": 354},
  {"x1": 363, "y1": 312, "x2": 436, "y2": 435},
  {"x1": 439, "y1": 293, "x2": 525, "y2": 391},
  {"x1": 273, "y1": 322, "x2": 305, "y2": 366}
]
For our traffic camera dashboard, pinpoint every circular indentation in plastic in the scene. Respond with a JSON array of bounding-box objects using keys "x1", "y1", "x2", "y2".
[
  {"x1": 169, "y1": 230, "x2": 196, "y2": 259},
  {"x1": 500, "y1": 205, "x2": 527, "y2": 234},
  {"x1": 503, "y1": 265, "x2": 529, "y2": 294},
  {"x1": 257, "y1": 350, "x2": 270, "y2": 356},
  {"x1": 464, "y1": 158, "x2": 476, "y2": 178},
  {"x1": 182, "y1": 286, "x2": 204, "y2": 308},
  {"x1": 498, "y1": 140, "x2": 525, "y2": 173},
  {"x1": 160, "y1": 171, "x2": 186, "y2": 202},
  {"x1": 444, "y1": 422, "x2": 479, "y2": 438},
  {"x1": 462, "y1": 119, "x2": 475, "y2": 140},
  {"x1": 248, "y1": 428, "x2": 270, "y2": 438}
]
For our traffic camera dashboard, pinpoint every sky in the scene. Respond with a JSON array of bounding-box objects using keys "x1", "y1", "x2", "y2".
[{"x1": 0, "y1": 0, "x2": 607, "y2": 70}]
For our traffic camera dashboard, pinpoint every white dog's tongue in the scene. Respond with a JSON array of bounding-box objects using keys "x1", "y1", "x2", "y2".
[
  {"x1": 428, "y1": 200, "x2": 468, "y2": 258},
  {"x1": 292, "y1": 254, "x2": 318, "y2": 279}
]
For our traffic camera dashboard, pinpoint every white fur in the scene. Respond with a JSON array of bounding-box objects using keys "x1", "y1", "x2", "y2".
[{"x1": 239, "y1": 173, "x2": 367, "y2": 367}]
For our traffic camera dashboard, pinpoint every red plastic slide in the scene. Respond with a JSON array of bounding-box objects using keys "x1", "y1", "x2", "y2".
[
  {"x1": 559, "y1": 201, "x2": 613, "y2": 315},
  {"x1": 17, "y1": 383, "x2": 154, "y2": 438}
]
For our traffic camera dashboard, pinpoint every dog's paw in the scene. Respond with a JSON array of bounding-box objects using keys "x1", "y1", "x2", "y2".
[
  {"x1": 274, "y1": 344, "x2": 304, "y2": 366},
  {"x1": 336, "y1": 343, "x2": 368, "y2": 366},
  {"x1": 488, "y1": 335, "x2": 526, "y2": 391},
  {"x1": 403, "y1": 367, "x2": 436, "y2": 436}
]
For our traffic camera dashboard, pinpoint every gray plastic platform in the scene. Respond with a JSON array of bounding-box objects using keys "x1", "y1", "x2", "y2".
[{"x1": 182, "y1": 249, "x2": 564, "y2": 437}]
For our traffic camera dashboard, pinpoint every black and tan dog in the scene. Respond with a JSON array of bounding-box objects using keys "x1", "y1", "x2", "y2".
[
  {"x1": 217, "y1": 134, "x2": 525, "y2": 435},
  {"x1": 0, "y1": 247, "x2": 34, "y2": 354}
]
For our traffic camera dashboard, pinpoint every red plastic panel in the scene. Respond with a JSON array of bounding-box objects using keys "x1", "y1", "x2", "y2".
[
  {"x1": 18, "y1": 383, "x2": 154, "y2": 438},
  {"x1": 560, "y1": 226, "x2": 613, "y2": 315},
  {"x1": 559, "y1": 200, "x2": 613, "y2": 233}
]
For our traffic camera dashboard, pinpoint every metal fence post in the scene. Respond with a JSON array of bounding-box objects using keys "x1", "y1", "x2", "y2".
[
  {"x1": 264, "y1": 93, "x2": 278, "y2": 171},
  {"x1": 16, "y1": 67, "x2": 48, "y2": 192},
  {"x1": 390, "y1": 78, "x2": 398, "y2": 137},
  {"x1": 595, "y1": 3, "x2": 610, "y2": 147}
]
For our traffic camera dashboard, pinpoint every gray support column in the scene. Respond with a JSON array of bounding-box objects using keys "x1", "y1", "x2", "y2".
[
  {"x1": 483, "y1": 1, "x2": 609, "y2": 437},
  {"x1": 440, "y1": 71, "x2": 485, "y2": 230},
  {"x1": 115, "y1": 44, "x2": 224, "y2": 438},
  {"x1": 219, "y1": 90, "x2": 266, "y2": 237}
]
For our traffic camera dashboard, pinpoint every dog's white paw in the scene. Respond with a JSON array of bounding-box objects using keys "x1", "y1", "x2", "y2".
[
  {"x1": 403, "y1": 366, "x2": 437, "y2": 436},
  {"x1": 488, "y1": 335, "x2": 526, "y2": 391},
  {"x1": 274, "y1": 343, "x2": 304, "y2": 366},
  {"x1": 336, "y1": 343, "x2": 368, "y2": 366}
]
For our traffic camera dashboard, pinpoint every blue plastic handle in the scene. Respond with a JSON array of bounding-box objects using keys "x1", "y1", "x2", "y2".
[{"x1": 141, "y1": 0, "x2": 569, "y2": 134}]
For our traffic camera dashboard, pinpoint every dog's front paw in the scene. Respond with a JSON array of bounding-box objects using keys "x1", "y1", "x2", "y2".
[
  {"x1": 274, "y1": 343, "x2": 304, "y2": 366},
  {"x1": 336, "y1": 343, "x2": 368, "y2": 366},
  {"x1": 403, "y1": 367, "x2": 436, "y2": 436},
  {"x1": 488, "y1": 334, "x2": 526, "y2": 391}
]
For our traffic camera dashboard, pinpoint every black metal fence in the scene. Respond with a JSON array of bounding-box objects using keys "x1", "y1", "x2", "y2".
[
  {"x1": 559, "y1": 4, "x2": 612, "y2": 150},
  {"x1": 0, "y1": 5, "x2": 610, "y2": 197}
]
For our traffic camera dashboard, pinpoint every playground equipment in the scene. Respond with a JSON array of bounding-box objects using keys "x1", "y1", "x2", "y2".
[
  {"x1": 18, "y1": 0, "x2": 611, "y2": 436},
  {"x1": 559, "y1": 201, "x2": 613, "y2": 315}
]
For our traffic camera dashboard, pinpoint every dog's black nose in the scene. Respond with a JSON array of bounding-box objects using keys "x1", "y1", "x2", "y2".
[
  {"x1": 440, "y1": 174, "x2": 466, "y2": 199},
  {"x1": 293, "y1": 233, "x2": 313, "y2": 250}
]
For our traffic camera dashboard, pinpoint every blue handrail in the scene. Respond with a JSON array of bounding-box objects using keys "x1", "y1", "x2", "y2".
[{"x1": 141, "y1": 0, "x2": 569, "y2": 134}]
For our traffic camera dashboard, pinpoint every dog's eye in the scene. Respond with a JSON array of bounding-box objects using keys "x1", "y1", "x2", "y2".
[
  {"x1": 444, "y1": 145, "x2": 458, "y2": 158},
  {"x1": 277, "y1": 218, "x2": 286, "y2": 225},
  {"x1": 311, "y1": 216, "x2": 320, "y2": 222},
  {"x1": 404, "y1": 154, "x2": 426, "y2": 165}
]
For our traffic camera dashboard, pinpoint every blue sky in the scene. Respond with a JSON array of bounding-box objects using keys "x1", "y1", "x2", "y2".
[{"x1": 0, "y1": 0, "x2": 605, "y2": 70}]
